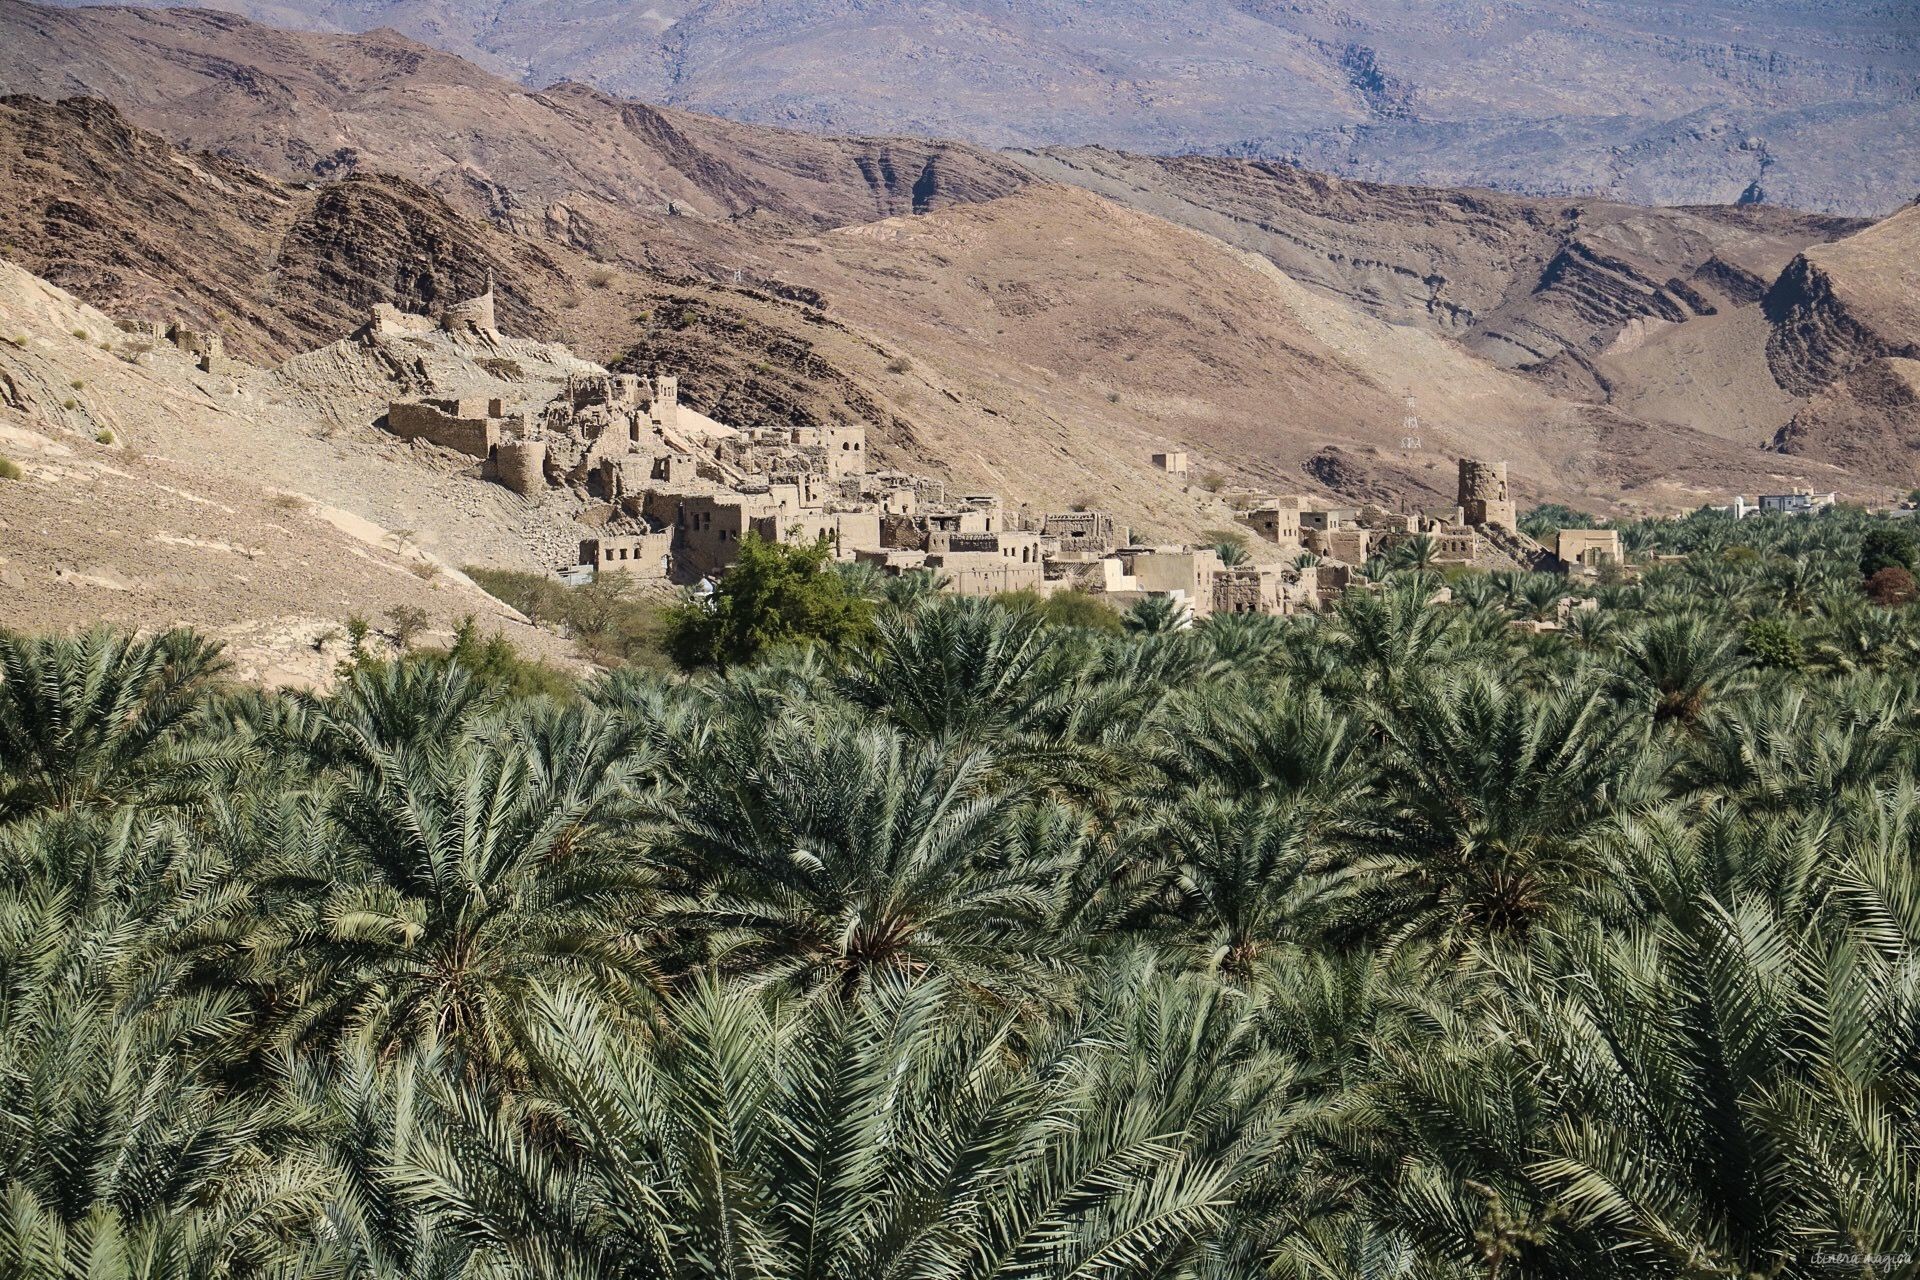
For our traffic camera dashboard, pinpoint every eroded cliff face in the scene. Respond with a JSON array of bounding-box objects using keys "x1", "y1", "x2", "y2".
[
  {"x1": 1765, "y1": 206, "x2": 1920, "y2": 397},
  {"x1": 274, "y1": 176, "x2": 572, "y2": 344},
  {"x1": 1018, "y1": 144, "x2": 1865, "y2": 412},
  {"x1": 1760, "y1": 206, "x2": 1920, "y2": 478},
  {"x1": 1764, "y1": 254, "x2": 1896, "y2": 397},
  {"x1": 1772, "y1": 358, "x2": 1920, "y2": 474}
]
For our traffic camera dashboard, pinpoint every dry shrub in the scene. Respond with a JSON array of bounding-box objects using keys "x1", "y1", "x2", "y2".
[{"x1": 1865, "y1": 566, "x2": 1917, "y2": 606}]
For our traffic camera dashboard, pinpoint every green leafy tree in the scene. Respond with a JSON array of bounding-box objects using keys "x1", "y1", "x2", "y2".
[
  {"x1": 1741, "y1": 617, "x2": 1806, "y2": 669},
  {"x1": 666, "y1": 533, "x2": 874, "y2": 670},
  {"x1": 1858, "y1": 524, "x2": 1916, "y2": 579}
]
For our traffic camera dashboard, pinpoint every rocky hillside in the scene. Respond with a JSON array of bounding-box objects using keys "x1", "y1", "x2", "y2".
[
  {"x1": 1020, "y1": 148, "x2": 1866, "y2": 372},
  {"x1": 1766, "y1": 204, "x2": 1920, "y2": 397},
  {"x1": 6, "y1": 77, "x2": 1865, "y2": 520},
  {"x1": 0, "y1": 260, "x2": 578, "y2": 685},
  {"x1": 0, "y1": 95, "x2": 575, "y2": 360},
  {"x1": 0, "y1": 0, "x2": 1033, "y2": 235},
  {"x1": 1765, "y1": 204, "x2": 1920, "y2": 474},
  {"x1": 17, "y1": 0, "x2": 1918, "y2": 214}
]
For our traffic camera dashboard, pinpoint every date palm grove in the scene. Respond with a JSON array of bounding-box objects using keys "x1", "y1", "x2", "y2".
[{"x1": 2, "y1": 506, "x2": 1917, "y2": 1279}]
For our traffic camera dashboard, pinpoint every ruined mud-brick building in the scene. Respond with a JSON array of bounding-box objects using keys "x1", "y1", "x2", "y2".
[
  {"x1": 114, "y1": 318, "x2": 232, "y2": 373},
  {"x1": 1458, "y1": 458, "x2": 1517, "y2": 530},
  {"x1": 1040, "y1": 510, "x2": 1127, "y2": 555},
  {"x1": 363, "y1": 290, "x2": 1576, "y2": 619}
]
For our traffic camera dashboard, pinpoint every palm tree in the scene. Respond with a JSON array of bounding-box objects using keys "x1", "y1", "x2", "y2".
[
  {"x1": 1512, "y1": 573, "x2": 1568, "y2": 623},
  {"x1": 1392, "y1": 534, "x2": 1439, "y2": 573},
  {"x1": 0, "y1": 811, "x2": 334, "y2": 1276},
  {"x1": 396, "y1": 962, "x2": 1291, "y2": 1280},
  {"x1": 658, "y1": 717, "x2": 1073, "y2": 1007},
  {"x1": 271, "y1": 702, "x2": 658, "y2": 1071},
  {"x1": 1128, "y1": 791, "x2": 1335, "y2": 979},
  {"x1": 1347, "y1": 669, "x2": 1651, "y2": 951},
  {"x1": 1124, "y1": 595, "x2": 1190, "y2": 634},
  {"x1": 1670, "y1": 684, "x2": 1905, "y2": 811},
  {"x1": 833, "y1": 595, "x2": 1061, "y2": 742},
  {"x1": 1214, "y1": 539, "x2": 1252, "y2": 567},
  {"x1": 1509, "y1": 890, "x2": 1920, "y2": 1275},
  {"x1": 1613, "y1": 613, "x2": 1750, "y2": 726},
  {"x1": 0, "y1": 627, "x2": 240, "y2": 818},
  {"x1": 1331, "y1": 579, "x2": 1468, "y2": 702}
]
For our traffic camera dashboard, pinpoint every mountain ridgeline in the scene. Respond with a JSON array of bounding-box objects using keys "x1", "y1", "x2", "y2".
[{"x1": 19, "y1": 0, "x2": 1920, "y2": 214}]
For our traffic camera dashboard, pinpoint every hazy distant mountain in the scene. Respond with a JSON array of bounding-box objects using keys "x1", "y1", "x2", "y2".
[{"x1": 27, "y1": 0, "x2": 1920, "y2": 213}]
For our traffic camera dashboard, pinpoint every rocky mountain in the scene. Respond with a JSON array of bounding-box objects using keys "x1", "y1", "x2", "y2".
[
  {"x1": 0, "y1": 94, "x2": 576, "y2": 360},
  {"x1": 1019, "y1": 149, "x2": 1865, "y2": 368},
  {"x1": 1766, "y1": 204, "x2": 1920, "y2": 472},
  {"x1": 0, "y1": 0, "x2": 1033, "y2": 236},
  {"x1": 6, "y1": 75, "x2": 1863, "y2": 522},
  {"x1": 20, "y1": 0, "x2": 1919, "y2": 214},
  {"x1": 5, "y1": 1, "x2": 1915, "y2": 529}
]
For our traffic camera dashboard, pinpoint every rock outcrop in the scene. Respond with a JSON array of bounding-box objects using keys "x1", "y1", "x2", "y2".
[
  {"x1": 1765, "y1": 205, "x2": 1920, "y2": 397},
  {"x1": 1759, "y1": 206, "x2": 1920, "y2": 478},
  {"x1": 1772, "y1": 358, "x2": 1920, "y2": 475},
  {"x1": 0, "y1": 95, "x2": 573, "y2": 360}
]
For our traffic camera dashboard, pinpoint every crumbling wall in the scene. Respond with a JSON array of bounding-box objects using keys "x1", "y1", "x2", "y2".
[
  {"x1": 439, "y1": 287, "x2": 497, "y2": 334},
  {"x1": 1042, "y1": 510, "x2": 1123, "y2": 554},
  {"x1": 387, "y1": 400, "x2": 500, "y2": 458}
]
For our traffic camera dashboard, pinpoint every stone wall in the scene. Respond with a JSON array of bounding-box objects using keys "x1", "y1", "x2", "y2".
[
  {"x1": 387, "y1": 400, "x2": 501, "y2": 458},
  {"x1": 926, "y1": 551, "x2": 1046, "y2": 596},
  {"x1": 1305, "y1": 527, "x2": 1371, "y2": 564}
]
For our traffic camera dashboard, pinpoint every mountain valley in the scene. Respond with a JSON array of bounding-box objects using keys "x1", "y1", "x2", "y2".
[{"x1": 1, "y1": 0, "x2": 1917, "y2": 666}]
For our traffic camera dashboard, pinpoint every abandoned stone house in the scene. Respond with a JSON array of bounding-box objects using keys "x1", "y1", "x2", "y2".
[
  {"x1": 585, "y1": 532, "x2": 675, "y2": 576},
  {"x1": 1557, "y1": 527, "x2": 1623, "y2": 569},
  {"x1": 1308, "y1": 526, "x2": 1372, "y2": 564},
  {"x1": 1212, "y1": 564, "x2": 1291, "y2": 616},
  {"x1": 114, "y1": 318, "x2": 232, "y2": 373},
  {"x1": 1040, "y1": 510, "x2": 1126, "y2": 555},
  {"x1": 1239, "y1": 497, "x2": 1303, "y2": 547}
]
